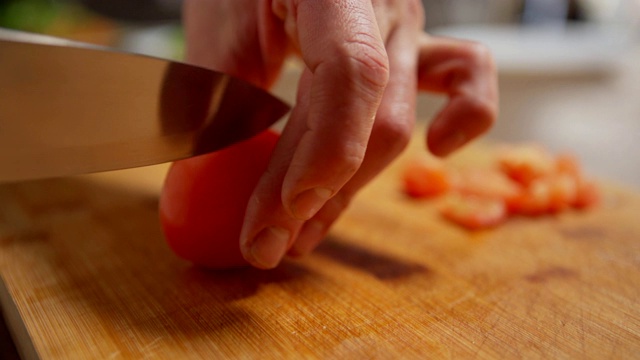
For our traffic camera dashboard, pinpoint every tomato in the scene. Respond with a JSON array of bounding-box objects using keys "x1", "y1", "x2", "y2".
[
  {"x1": 573, "y1": 179, "x2": 600, "y2": 209},
  {"x1": 452, "y1": 167, "x2": 522, "y2": 202},
  {"x1": 402, "y1": 157, "x2": 450, "y2": 198},
  {"x1": 547, "y1": 174, "x2": 579, "y2": 212},
  {"x1": 403, "y1": 142, "x2": 600, "y2": 230},
  {"x1": 497, "y1": 144, "x2": 555, "y2": 186},
  {"x1": 555, "y1": 153, "x2": 581, "y2": 178},
  {"x1": 159, "y1": 130, "x2": 279, "y2": 268},
  {"x1": 508, "y1": 175, "x2": 578, "y2": 215},
  {"x1": 439, "y1": 194, "x2": 508, "y2": 230}
]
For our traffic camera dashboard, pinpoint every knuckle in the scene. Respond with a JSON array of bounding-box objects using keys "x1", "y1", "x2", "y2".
[
  {"x1": 444, "y1": 42, "x2": 497, "y2": 89},
  {"x1": 341, "y1": 36, "x2": 390, "y2": 94}
]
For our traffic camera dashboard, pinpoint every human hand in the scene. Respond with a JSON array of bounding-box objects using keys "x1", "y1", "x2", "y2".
[{"x1": 183, "y1": 0, "x2": 498, "y2": 269}]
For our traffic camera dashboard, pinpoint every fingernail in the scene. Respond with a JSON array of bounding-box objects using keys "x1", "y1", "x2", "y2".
[
  {"x1": 291, "y1": 187, "x2": 332, "y2": 220},
  {"x1": 249, "y1": 226, "x2": 290, "y2": 269},
  {"x1": 438, "y1": 131, "x2": 468, "y2": 156},
  {"x1": 290, "y1": 220, "x2": 327, "y2": 257}
]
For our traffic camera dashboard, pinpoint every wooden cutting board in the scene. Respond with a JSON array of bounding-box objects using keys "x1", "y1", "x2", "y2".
[{"x1": 0, "y1": 132, "x2": 639, "y2": 359}]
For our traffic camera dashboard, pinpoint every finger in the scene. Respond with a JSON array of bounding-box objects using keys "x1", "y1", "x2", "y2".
[
  {"x1": 417, "y1": 34, "x2": 499, "y2": 156},
  {"x1": 370, "y1": 0, "x2": 400, "y2": 44},
  {"x1": 240, "y1": 0, "x2": 392, "y2": 269},
  {"x1": 277, "y1": 0, "x2": 390, "y2": 222},
  {"x1": 183, "y1": 0, "x2": 288, "y2": 89},
  {"x1": 239, "y1": 69, "x2": 314, "y2": 269},
  {"x1": 272, "y1": 0, "x2": 397, "y2": 53},
  {"x1": 289, "y1": 12, "x2": 421, "y2": 257}
]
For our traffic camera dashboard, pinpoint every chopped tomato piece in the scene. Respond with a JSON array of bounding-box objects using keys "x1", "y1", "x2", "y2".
[
  {"x1": 508, "y1": 174, "x2": 579, "y2": 215},
  {"x1": 401, "y1": 142, "x2": 600, "y2": 231},
  {"x1": 547, "y1": 174, "x2": 578, "y2": 212},
  {"x1": 508, "y1": 178, "x2": 552, "y2": 216},
  {"x1": 554, "y1": 153, "x2": 599, "y2": 209},
  {"x1": 498, "y1": 144, "x2": 555, "y2": 186},
  {"x1": 402, "y1": 158, "x2": 450, "y2": 198},
  {"x1": 573, "y1": 179, "x2": 600, "y2": 209},
  {"x1": 439, "y1": 194, "x2": 508, "y2": 230},
  {"x1": 452, "y1": 167, "x2": 523, "y2": 202},
  {"x1": 555, "y1": 153, "x2": 581, "y2": 178}
]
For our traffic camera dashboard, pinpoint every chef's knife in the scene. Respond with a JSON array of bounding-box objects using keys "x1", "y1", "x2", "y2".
[{"x1": 0, "y1": 29, "x2": 290, "y2": 183}]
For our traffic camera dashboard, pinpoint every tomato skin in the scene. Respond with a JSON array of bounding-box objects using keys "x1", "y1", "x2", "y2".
[{"x1": 159, "y1": 130, "x2": 279, "y2": 268}]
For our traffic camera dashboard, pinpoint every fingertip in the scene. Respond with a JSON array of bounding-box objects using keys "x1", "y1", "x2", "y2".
[
  {"x1": 289, "y1": 187, "x2": 333, "y2": 221},
  {"x1": 288, "y1": 219, "x2": 328, "y2": 257},
  {"x1": 427, "y1": 130, "x2": 469, "y2": 157},
  {"x1": 242, "y1": 226, "x2": 291, "y2": 269},
  {"x1": 427, "y1": 96, "x2": 496, "y2": 157}
]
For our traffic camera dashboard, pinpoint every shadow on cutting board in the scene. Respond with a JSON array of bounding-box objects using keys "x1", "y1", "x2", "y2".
[{"x1": 314, "y1": 237, "x2": 431, "y2": 282}]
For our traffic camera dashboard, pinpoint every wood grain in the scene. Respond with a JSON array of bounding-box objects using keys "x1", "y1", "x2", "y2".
[{"x1": 0, "y1": 134, "x2": 639, "y2": 359}]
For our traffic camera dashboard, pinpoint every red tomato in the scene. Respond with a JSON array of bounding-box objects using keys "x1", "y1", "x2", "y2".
[
  {"x1": 547, "y1": 174, "x2": 578, "y2": 212},
  {"x1": 402, "y1": 142, "x2": 600, "y2": 230},
  {"x1": 497, "y1": 144, "x2": 555, "y2": 186},
  {"x1": 509, "y1": 175, "x2": 578, "y2": 215},
  {"x1": 555, "y1": 153, "x2": 581, "y2": 178},
  {"x1": 402, "y1": 158, "x2": 450, "y2": 198},
  {"x1": 573, "y1": 179, "x2": 600, "y2": 209},
  {"x1": 452, "y1": 167, "x2": 522, "y2": 202},
  {"x1": 439, "y1": 194, "x2": 508, "y2": 230},
  {"x1": 159, "y1": 130, "x2": 279, "y2": 268}
]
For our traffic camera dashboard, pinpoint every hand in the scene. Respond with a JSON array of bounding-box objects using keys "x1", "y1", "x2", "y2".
[{"x1": 183, "y1": 0, "x2": 498, "y2": 269}]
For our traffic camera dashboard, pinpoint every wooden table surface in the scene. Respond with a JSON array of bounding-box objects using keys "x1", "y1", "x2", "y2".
[
  {"x1": 1, "y1": 33, "x2": 640, "y2": 360},
  {"x1": 1, "y1": 131, "x2": 640, "y2": 359}
]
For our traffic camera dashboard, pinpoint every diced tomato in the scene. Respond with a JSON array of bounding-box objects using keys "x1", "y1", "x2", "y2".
[
  {"x1": 402, "y1": 142, "x2": 600, "y2": 231},
  {"x1": 555, "y1": 153, "x2": 581, "y2": 178},
  {"x1": 452, "y1": 167, "x2": 523, "y2": 202},
  {"x1": 508, "y1": 178, "x2": 552, "y2": 216},
  {"x1": 554, "y1": 153, "x2": 600, "y2": 209},
  {"x1": 573, "y1": 179, "x2": 600, "y2": 209},
  {"x1": 547, "y1": 174, "x2": 578, "y2": 212},
  {"x1": 439, "y1": 194, "x2": 508, "y2": 230},
  {"x1": 497, "y1": 144, "x2": 555, "y2": 186},
  {"x1": 402, "y1": 158, "x2": 451, "y2": 198},
  {"x1": 508, "y1": 174, "x2": 580, "y2": 215}
]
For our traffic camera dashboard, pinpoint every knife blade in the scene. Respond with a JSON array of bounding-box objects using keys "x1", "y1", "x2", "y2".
[{"x1": 0, "y1": 29, "x2": 290, "y2": 183}]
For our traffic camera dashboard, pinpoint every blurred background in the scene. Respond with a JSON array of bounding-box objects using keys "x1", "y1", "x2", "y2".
[{"x1": 1, "y1": 0, "x2": 639, "y2": 188}]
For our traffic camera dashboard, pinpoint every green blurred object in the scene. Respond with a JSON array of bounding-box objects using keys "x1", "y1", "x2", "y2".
[{"x1": 0, "y1": 0, "x2": 88, "y2": 33}]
